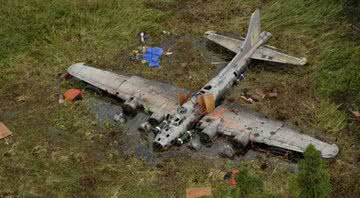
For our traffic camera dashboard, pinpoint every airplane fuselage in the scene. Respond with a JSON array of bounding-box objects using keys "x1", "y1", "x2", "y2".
[{"x1": 153, "y1": 32, "x2": 272, "y2": 148}]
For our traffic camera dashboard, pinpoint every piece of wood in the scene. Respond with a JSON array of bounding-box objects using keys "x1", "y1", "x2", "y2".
[
  {"x1": 179, "y1": 91, "x2": 187, "y2": 105},
  {"x1": 0, "y1": 122, "x2": 12, "y2": 139},
  {"x1": 203, "y1": 94, "x2": 215, "y2": 113},
  {"x1": 186, "y1": 187, "x2": 212, "y2": 198},
  {"x1": 197, "y1": 95, "x2": 205, "y2": 112}
]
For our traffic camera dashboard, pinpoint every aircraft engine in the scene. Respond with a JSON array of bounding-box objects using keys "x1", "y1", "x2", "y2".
[
  {"x1": 123, "y1": 96, "x2": 139, "y2": 115},
  {"x1": 233, "y1": 132, "x2": 250, "y2": 148},
  {"x1": 199, "y1": 119, "x2": 222, "y2": 145},
  {"x1": 138, "y1": 121, "x2": 152, "y2": 132}
]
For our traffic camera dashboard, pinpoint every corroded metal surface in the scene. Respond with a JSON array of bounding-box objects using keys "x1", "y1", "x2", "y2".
[
  {"x1": 204, "y1": 31, "x2": 307, "y2": 65},
  {"x1": 153, "y1": 9, "x2": 272, "y2": 148},
  {"x1": 68, "y1": 63, "x2": 186, "y2": 120},
  {"x1": 200, "y1": 104, "x2": 338, "y2": 158}
]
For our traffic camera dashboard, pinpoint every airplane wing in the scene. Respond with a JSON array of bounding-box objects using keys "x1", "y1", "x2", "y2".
[
  {"x1": 205, "y1": 31, "x2": 307, "y2": 66},
  {"x1": 198, "y1": 104, "x2": 338, "y2": 158},
  {"x1": 67, "y1": 63, "x2": 187, "y2": 120}
]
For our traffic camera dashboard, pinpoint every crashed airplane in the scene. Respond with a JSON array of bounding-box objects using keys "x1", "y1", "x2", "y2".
[{"x1": 67, "y1": 9, "x2": 338, "y2": 158}]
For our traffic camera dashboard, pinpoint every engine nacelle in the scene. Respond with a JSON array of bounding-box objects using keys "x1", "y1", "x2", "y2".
[
  {"x1": 199, "y1": 119, "x2": 222, "y2": 145},
  {"x1": 138, "y1": 121, "x2": 152, "y2": 132},
  {"x1": 123, "y1": 96, "x2": 139, "y2": 115},
  {"x1": 233, "y1": 132, "x2": 250, "y2": 148},
  {"x1": 148, "y1": 105, "x2": 172, "y2": 126}
]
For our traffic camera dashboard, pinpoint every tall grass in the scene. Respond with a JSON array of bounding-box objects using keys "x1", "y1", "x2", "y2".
[{"x1": 260, "y1": 0, "x2": 360, "y2": 108}]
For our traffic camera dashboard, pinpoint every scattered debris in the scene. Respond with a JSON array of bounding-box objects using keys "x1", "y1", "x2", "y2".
[
  {"x1": 64, "y1": 89, "x2": 83, "y2": 101},
  {"x1": 267, "y1": 92, "x2": 278, "y2": 98},
  {"x1": 139, "y1": 32, "x2": 149, "y2": 43},
  {"x1": 165, "y1": 51, "x2": 173, "y2": 56},
  {"x1": 223, "y1": 169, "x2": 239, "y2": 185},
  {"x1": 186, "y1": 187, "x2": 212, "y2": 198},
  {"x1": 165, "y1": 48, "x2": 173, "y2": 56},
  {"x1": 114, "y1": 112, "x2": 126, "y2": 123},
  {"x1": 241, "y1": 95, "x2": 254, "y2": 104},
  {"x1": 58, "y1": 72, "x2": 72, "y2": 80},
  {"x1": 249, "y1": 94, "x2": 261, "y2": 102},
  {"x1": 211, "y1": 61, "x2": 228, "y2": 65},
  {"x1": 162, "y1": 30, "x2": 171, "y2": 35},
  {"x1": 58, "y1": 94, "x2": 65, "y2": 104},
  {"x1": 352, "y1": 111, "x2": 360, "y2": 118},
  {"x1": 143, "y1": 47, "x2": 163, "y2": 67},
  {"x1": 266, "y1": 88, "x2": 278, "y2": 98},
  {"x1": 190, "y1": 134, "x2": 202, "y2": 151},
  {"x1": 241, "y1": 87, "x2": 279, "y2": 103},
  {"x1": 255, "y1": 88, "x2": 266, "y2": 99},
  {"x1": 16, "y1": 95, "x2": 28, "y2": 103},
  {"x1": 220, "y1": 144, "x2": 235, "y2": 158},
  {"x1": 0, "y1": 122, "x2": 12, "y2": 139},
  {"x1": 129, "y1": 49, "x2": 144, "y2": 62}
]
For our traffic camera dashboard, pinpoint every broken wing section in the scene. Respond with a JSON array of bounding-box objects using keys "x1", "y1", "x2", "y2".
[
  {"x1": 199, "y1": 104, "x2": 338, "y2": 158},
  {"x1": 67, "y1": 63, "x2": 186, "y2": 120},
  {"x1": 204, "y1": 31, "x2": 307, "y2": 66},
  {"x1": 68, "y1": 63, "x2": 129, "y2": 97}
]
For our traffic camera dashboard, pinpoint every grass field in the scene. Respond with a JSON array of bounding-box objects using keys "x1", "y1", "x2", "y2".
[{"x1": 0, "y1": 0, "x2": 359, "y2": 197}]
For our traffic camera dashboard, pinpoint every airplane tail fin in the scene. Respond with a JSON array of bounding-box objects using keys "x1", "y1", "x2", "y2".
[
  {"x1": 242, "y1": 9, "x2": 261, "y2": 52},
  {"x1": 204, "y1": 9, "x2": 307, "y2": 66}
]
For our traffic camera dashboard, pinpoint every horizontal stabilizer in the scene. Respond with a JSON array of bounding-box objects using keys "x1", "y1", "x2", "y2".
[{"x1": 205, "y1": 31, "x2": 307, "y2": 66}]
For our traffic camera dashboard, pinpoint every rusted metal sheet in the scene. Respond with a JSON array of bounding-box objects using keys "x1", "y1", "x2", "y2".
[{"x1": 200, "y1": 104, "x2": 339, "y2": 158}]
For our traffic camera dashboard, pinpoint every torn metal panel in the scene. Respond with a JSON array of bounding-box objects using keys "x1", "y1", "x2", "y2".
[
  {"x1": 201, "y1": 104, "x2": 339, "y2": 158},
  {"x1": 204, "y1": 31, "x2": 307, "y2": 65}
]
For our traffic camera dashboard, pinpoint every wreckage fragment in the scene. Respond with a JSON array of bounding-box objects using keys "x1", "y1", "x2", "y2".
[
  {"x1": 186, "y1": 187, "x2": 212, "y2": 198},
  {"x1": 64, "y1": 89, "x2": 83, "y2": 101},
  {"x1": 0, "y1": 122, "x2": 12, "y2": 139}
]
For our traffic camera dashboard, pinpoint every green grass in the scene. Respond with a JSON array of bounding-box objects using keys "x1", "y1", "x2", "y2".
[{"x1": 0, "y1": 0, "x2": 359, "y2": 197}]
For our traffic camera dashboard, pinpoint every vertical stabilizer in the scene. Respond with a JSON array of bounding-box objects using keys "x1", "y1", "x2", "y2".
[{"x1": 242, "y1": 9, "x2": 261, "y2": 52}]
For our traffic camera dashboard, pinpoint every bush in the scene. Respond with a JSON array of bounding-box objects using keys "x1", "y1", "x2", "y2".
[
  {"x1": 290, "y1": 144, "x2": 331, "y2": 198},
  {"x1": 233, "y1": 166, "x2": 264, "y2": 197}
]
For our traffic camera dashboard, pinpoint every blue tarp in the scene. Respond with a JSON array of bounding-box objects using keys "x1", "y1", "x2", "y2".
[{"x1": 143, "y1": 47, "x2": 163, "y2": 67}]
